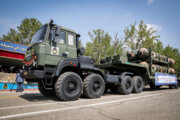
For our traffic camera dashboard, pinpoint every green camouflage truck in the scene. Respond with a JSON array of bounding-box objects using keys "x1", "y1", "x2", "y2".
[{"x1": 22, "y1": 20, "x2": 180, "y2": 101}]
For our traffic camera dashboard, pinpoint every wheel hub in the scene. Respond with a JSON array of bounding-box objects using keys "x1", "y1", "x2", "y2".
[
  {"x1": 68, "y1": 82, "x2": 76, "y2": 91},
  {"x1": 126, "y1": 82, "x2": 130, "y2": 89},
  {"x1": 137, "y1": 81, "x2": 141, "y2": 88},
  {"x1": 93, "y1": 82, "x2": 100, "y2": 90}
]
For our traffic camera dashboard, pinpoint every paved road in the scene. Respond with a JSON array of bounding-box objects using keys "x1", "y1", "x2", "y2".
[{"x1": 0, "y1": 87, "x2": 180, "y2": 120}]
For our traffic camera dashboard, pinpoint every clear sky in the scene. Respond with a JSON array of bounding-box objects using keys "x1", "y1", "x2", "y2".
[{"x1": 0, "y1": 0, "x2": 180, "y2": 50}]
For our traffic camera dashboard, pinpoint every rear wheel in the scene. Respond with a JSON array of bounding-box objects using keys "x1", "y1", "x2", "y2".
[
  {"x1": 55, "y1": 72, "x2": 82, "y2": 101},
  {"x1": 132, "y1": 76, "x2": 144, "y2": 93},
  {"x1": 83, "y1": 74, "x2": 105, "y2": 98},
  {"x1": 38, "y1": 80, "x2": 55, "y2": 97},
  {"x1": 118, "y1": 75, "x2": 133, "y2": 95}
]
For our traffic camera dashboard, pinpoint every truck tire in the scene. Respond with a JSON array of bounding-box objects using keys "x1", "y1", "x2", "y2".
[
  {"x1": 132, "y1": 76, "x2": 144, "y2": 93},
  {"x1": 118, "y1": 75, "x2": 133, "y2": 95},
  {"x1": 38, "y1": 80, "x2": 55, "y2": 97},
  {"x1": 83, "y1": 74, "x2": 105, "y2": 98},
  {"x1": 55, "y1": 72, "x2": 82, "y2": 101}
]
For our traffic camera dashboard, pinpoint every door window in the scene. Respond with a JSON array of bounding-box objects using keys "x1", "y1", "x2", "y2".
[
  {"x1": 68, "y1": 34, "x2": 74, "y2": 46},
  {"x1": 55, "y1": 31, "x2": 66, "y2": 44}
]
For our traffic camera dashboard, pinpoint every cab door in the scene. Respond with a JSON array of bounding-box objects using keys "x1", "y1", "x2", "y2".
[
  {"x1": 45, "y1": 30, "x2": 67, "y2": 66},
  {"x1": 67, "y1": 32, "x2": 77, "y2": 58}
]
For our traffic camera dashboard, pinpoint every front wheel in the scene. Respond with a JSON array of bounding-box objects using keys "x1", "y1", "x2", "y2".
[
  {"x1": 55, "y1": 72, "x2": 82, "y2": 101},
  {"x1": 83, "y1": 74, "x2": 105, "y2": 98}
]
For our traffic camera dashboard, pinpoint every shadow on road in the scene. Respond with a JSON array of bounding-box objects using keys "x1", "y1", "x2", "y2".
[
  {"x1": 103, "y1": 86, "x2": 172, "y2": 95},
  {"x1": 19, "y1": 86, "x2": 174, "y2": 102},
  {"x1": 19, "y1": 93, "x2": 60, "y2": 102}
]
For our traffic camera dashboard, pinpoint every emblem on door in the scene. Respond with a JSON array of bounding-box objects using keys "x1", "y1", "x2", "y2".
[{"x1": 51, "y1": 47, "x2": 59, "y2": 55}]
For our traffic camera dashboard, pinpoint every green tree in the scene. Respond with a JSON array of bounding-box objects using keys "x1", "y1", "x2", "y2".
[
  {"x1": 79, "y1": 39, "x2": 82, "y2": 47},
  {"x1": 84, "y1": 42, "x2": 93, "y2": 56},
  {"x1": 2, "y1": 28, "x2": 20, "y2": 43},
  {"x1": 1, "y1": 18, "x2": 42, "y2": 45},
  {"x1": 85, "y1": 29, "x2": 112, "y2": 64},
  {"x1": 124, "y1": 20, "x2": 160, "y2": 51},
  {"x1": 111, "y1": 33, "x2": 124, "y2": 55},
  {"x1": 153, "y1": 40, "x2": 164, "y2": 54},
  {"x1": 163, "y1": 45, "x2": 180, "y2": 73},
  {"x1": 17, "y1": 18, "x2": 42, "y2": 44}
]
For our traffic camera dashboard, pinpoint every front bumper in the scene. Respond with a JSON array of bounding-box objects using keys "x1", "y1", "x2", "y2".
[{"x1": 23, "y1": 70, "x2": 44, "y2": 79}]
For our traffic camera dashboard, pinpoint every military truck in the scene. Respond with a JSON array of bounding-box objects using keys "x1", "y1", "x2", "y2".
[{"x1": 23, "y1": 20, "x2": 179, "y2": 101}]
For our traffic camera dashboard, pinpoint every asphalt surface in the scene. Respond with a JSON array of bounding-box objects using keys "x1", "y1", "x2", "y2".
[{"x1": 0, "y1": 87, "x2": 180, "y2": 120}]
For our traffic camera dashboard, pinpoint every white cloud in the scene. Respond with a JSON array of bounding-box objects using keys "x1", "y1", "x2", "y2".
[
  {"x1": 135, "y1": 23, "x2": 162, "y2": 32},
  {"x1": 146, "y1": 24, "x2": 162, "y2": 31},
  {"x1": 147, "y1": 0, "x2": 155, "y2": 5}
]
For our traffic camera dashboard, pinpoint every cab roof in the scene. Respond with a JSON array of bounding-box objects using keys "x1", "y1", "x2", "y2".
[{"x1": 60, "y1": 26, "x2": 76, "y2": 33}]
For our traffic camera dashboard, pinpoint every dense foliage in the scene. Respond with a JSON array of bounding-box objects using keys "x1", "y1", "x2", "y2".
[
  {"x1": 84, "y1": 30, "x2": 123, "y2": 64},
  {"x1": 1, "y1": 18, "x2": 42, "y2": 45}
]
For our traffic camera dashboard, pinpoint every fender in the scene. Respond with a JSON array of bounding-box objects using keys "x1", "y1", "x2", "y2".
[
  {"x1": 119, "y1": 72, "x2": 134, "y2": 81},
  {"x1": 105, "y1": 72, "x2": 134, "y2": 84},
  {"x1": 54, "y1": 58, "x2": 105, "y2": 80},
  {"x1": 54, "y1": 58, "x2": 78, "y2": 76}
]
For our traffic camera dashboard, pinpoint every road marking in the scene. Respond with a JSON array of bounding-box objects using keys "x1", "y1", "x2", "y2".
[
  {"x1": 0, "y1": 94, "x2": 122, "y2": 110},
  {"x1": 0, "y1": 90, "x2": 179, "y2": 120},
  {"x1": 0, "y1": 89, "x2": 174, "y2": 110}
]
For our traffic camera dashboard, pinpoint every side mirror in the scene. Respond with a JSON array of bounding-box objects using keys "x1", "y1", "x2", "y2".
[
  {"x1": 77, "y1": 47, "x2": 85, "y2": 56},
  {"x1": 55, "y1": 26, "x2": 61, "y2": 36}
]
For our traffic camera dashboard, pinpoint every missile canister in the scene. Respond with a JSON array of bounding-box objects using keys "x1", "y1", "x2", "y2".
[
  {"x1": 168, "y1": 58, "x2": 175, "y2": 66},
  {"x1": 139, "y1": 62, "x2": 149, "y2": 68},
  {"x1": 168, "y1": 68, "x2": 175, "y2": 74},
  {"x1": 138, "y1": 48, "x2": 149, "y2": 60},
  {"x1": 151, "y1": 51, "x2": 156, "y2": 58},
  {"x1": 151, "y1": 64, "x2": 157, "y2": 73},
  {"x1": 127, "y1": 51, "x2": 135, "y2": 58}
]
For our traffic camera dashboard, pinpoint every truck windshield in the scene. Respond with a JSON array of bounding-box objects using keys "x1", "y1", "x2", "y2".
[{"x1": 30, "y1": 25, "x2": 47, "y2": 46}]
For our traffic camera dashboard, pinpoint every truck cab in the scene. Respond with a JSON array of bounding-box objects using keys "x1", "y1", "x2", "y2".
[{"x1": 24, "y1": 20, "x2": 79, "y2": 68}]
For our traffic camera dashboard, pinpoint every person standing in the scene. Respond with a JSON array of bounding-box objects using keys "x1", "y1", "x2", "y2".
[{"x1": 16, "y1": 70, "x2": 24, "y2": 92}]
